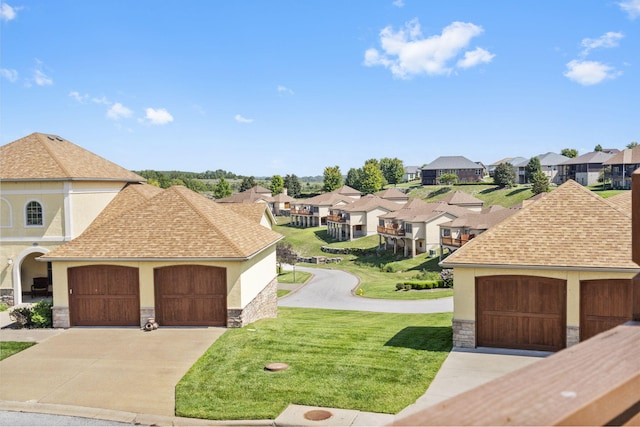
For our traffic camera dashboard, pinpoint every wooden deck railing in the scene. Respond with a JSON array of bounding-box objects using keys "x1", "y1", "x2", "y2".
[
  {"x1": 326, "y1": 214, "x2": 345, "y2": 222},
  {"x1": 393, "y1": 322, "x2": 640, "y2": 426},
  {"x1": 290, "y1": 208, "x2": 311, "y2": 215},
  {"x1": 377, "y1": 225, "x2": 405, "y2": 236},
  {"x1": 441, "y1": 234, "x2": 473, "y2": 247}
]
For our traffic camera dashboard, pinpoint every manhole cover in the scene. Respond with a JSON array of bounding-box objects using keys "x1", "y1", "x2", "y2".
[
  {"x1": 264, "y1": 362, "x2": 289, "y2": 371},
  {"x1": 304, "y1": 409, "x2": 333, "y2": 421}
]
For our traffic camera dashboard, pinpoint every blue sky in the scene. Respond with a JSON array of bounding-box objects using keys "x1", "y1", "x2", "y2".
[{"x1": 1, "y1": 1, "x2": 639, "y2": 177}]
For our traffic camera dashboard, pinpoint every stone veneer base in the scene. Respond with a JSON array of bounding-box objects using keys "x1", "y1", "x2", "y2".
[
  {"x1": 452, "y1": 318, "x2": 476, "y2": 348},
  {"x1": 566, "y1": 326, "x2": 580, "y2": 348},
  {"x1": 52, "y1": 306, "x2": 70, "y2": 328},
  {"x1": 227, "y1": 278, "x2": 278, "y2": 328}
]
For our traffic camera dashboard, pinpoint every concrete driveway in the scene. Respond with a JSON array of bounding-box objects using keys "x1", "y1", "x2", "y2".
[
  {"x1": 0, "y1": 327, "x2": 225, "y2": 417},
  {"x1": 279, "y1": 266, "x2": 453, "y2": 313}
]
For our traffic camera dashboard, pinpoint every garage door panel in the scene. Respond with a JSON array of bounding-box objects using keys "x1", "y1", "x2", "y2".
[
  {"x1": 580, "y1": 279, "x2": 633, "y2": 341},
  {"x1": 476, "y1": 275, "x2": 566, "y2": 352},
  {"x1": 69, "y1": 265, "x2": 140, "y2": 326},
  {"x1": 154, "y1": 265, "x2": 227, "y2": 326}
]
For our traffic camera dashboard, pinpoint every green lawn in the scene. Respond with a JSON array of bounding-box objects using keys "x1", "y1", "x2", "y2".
[
  {"x1": 176, "y1": 307, "x2": 452, "y2": 420},
  {"x1": 408, "y1": 184, "x2": 535, "y2": 207},
  {"x1": 277, "y1": 270, "x2": 312, "y2": 284},
  {"x1": 0, "y1": 342, "x2": 36, "y2": 361}
]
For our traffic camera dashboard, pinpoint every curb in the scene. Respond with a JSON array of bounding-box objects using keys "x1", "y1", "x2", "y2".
[{"x1": 0, "y1": 400, "x2": 275, "y2": 426}]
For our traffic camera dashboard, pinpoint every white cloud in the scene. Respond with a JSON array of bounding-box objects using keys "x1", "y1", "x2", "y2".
[
  {"x1": 92, "y1": 96, "x2": 110, "y2": 105},
  {"x1": 619, "y1": 0, "x2": 640, "y2": 19},
  {"x1": 277, "y1": 85, "x2": 294, "y2": 95},
  {"x1": 580, "y1": 32, "x2": 624, "y2": 56},
  {"x1": 564, "y1": 60, "x2": 622, "y2": 85},
  {"x1": 33, "y1": 69, "x2": 52, "y2": 86},
  {"x1": 69, "y1": 91, "x2": 89, "y2": 103},
  {"x1": 457, "y1": 47, "x2": 495, "y2": 69},
  {"x1": 0, "y1": 3, "x2": 16, "y2": 21},
  {"x1": 0, "y1": 68, "x2": 18, "y2": 82},
  {"x1": 107, "y1": 102, "x2": 133, "y2": 120},
  {"x1": 235, "y1": 114, "x2": 254, "y2": 124},
  {"x1": 392, "y1": 0, "x2": 405, "y2": 7},
  {"x1": 363, "y1": 19, "x2": 492, "y2": 78},
  {"x1": 143, "y1": 107, "x2": 174, "y2": 125}
]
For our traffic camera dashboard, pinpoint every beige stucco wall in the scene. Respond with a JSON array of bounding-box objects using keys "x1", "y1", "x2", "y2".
[
  {"x1": 68, "y1": 182, "x2": 126, "y2": 237},
  {"x1": 452, "y1": 266, "x2": 639, "y2": 327}
]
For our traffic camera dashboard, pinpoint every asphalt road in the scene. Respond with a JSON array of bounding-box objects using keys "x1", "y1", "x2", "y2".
[{"x1": 278, "y1": 266, "x2": 453, "y2": 314}]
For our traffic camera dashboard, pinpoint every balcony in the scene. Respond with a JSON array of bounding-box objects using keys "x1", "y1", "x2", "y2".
[
  {"x1": 290, "y1": 208, "x2": 312, "y2": 215},
  {"x1": 441, "y1": 234, "x2": 474, "y2": 248},
  {"x1": 326, "y1": 214, "x2": 346, "y2": 223},
  {"x1": 377, "y1": 225, "x2": 405, "y2": 236}
]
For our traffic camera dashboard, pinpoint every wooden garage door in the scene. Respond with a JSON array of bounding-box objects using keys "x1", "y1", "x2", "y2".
[
  {"x1": 580, "y1": 279, "x2": 636, "y2": 341},
  {"x1": 476, "y1": 275, "x2": 566, "y2": 352},
  {"x1": 68, "y1": 265, "x2": 140, "y2": 326},
  {"x1": 154, "y1": 265, "x2": 227, "y2": 326}
]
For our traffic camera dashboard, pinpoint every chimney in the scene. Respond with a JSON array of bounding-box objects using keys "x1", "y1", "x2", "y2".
[{"x1": 283, "y1": 188, "x2": 288, "y2": 196}]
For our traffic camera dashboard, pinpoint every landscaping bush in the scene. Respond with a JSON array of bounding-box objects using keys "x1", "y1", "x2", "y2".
[
  {"x1": 9, "y1": 300, "x2": 53, "y2": 329},
  {"x1": 0, "y1": 302, "x2": 8, "y2": 312},
  {"x1": 394, "y1": 280, "x2": 446, "y2": 291},
  {"x1": 440, "y1": 269, "x2": 454, "y2": 287}
]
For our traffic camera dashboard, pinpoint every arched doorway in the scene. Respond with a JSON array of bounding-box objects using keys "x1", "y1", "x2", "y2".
[{"x1": 12, "y1": 247, "x2": 50, "y2": 305}]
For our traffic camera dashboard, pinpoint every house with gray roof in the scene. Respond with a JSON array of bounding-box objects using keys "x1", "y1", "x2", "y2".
[
  {"x1": 513, "y1": 152, "x2": 570, "y2": 184},
  {"x1": 421, "y1": 156, "x2": 485, "y2": 185},
  {"x1": 402, "y1": 166, "x2": 421, "y2": 182},
  {"x1": 559, "y1": 150, "x2": 618, "y2": 186},
  {"x1": 603, "y1": 145, "x2": 640, "y2": 189}
]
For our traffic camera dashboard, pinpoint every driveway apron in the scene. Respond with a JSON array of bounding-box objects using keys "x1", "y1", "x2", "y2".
[{"x1": 0, "y1": 327, "x2": 225, "y2": 417}]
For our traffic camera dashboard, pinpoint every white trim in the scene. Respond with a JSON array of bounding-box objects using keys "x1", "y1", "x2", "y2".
[
  {"x1": 439, "y1": 262, "x2": 640, "y2": 274},
  {"x1": 0, "y1": 186, "x2": 124, "y2": 196},
  {"x1": 0, "y1": 236, "x2": 67, "y2": 242},
  {"x1": 12, "y1": 247, "x2": 50, "y2": 306},
  {"x1": 24, "y1": 199, "x2": 44, "y2": 228},
  {"x1": 0, "y1": 197, "x2": 12, "y2": 228}
]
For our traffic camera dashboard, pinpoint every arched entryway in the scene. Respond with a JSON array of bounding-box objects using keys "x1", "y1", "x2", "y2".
[{"x1": 12, "y1": 247, "x2": 50, "y2": 305}]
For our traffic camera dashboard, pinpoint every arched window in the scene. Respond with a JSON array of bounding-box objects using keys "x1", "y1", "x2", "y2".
[{"x1": 25, "y1": 201, "x2": 43, "y2": 226}]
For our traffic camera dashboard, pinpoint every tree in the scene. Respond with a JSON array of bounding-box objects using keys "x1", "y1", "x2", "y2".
[
  {"x1": 213, "y1": 177, "x2": 232, "y2": 199},
  {"x1": 627, "y1": 141, "x2": 639, "y2": 149},
  {"x1": 524, "y1": 157, "x2": 541, "y2": 183},
  {"x1": 594, "y1": 144, "x2": 603, "y2": 152},
  {"x1": 323, "y1": 166, "x2": 342, "y2": 192},
  {"x1": 359, "y1": 162, "x2": 385, "y2": 194},
  {"x1": 493, "y1": 163, "x2": 517, "y2": 188},
  {"x1": 380, "y1": 157, "x2": 404, "y2": 186},
  {"x1": 276, "y1": 241, "x2": 298, "y2": 280},
  {"x1": 598, "y1": 165, "x2": 612, "y2": 189},
  {"x1": 561, "y1": 148, "x2": 578, "y2": 158},
  {"x1": 439, "y1": 173, "x2": 458, "y2": 185},
  {"x1": 239, "y1": 176, "x2": 257, "y2": 192},
  {"x1": 270, "y1": 175, "x2": 284, "y2": 195},
  {"x1": 530, "y1": 170, "x2": 550, "y2": 195},
  {"x1": 345, "y1": 167, "x2": 363, "y2": 191},
  {"x1": 283, "y1": 174, "x2": 301, "y2": 198}
]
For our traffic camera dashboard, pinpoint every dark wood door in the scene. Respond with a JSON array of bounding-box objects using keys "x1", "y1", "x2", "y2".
[
  {"x1": 154, "y1": 265, "x2": 227, "y2": 326},
  {"x1": 68, "y1": 265, "x2": 140, "y2": 326},
  {"x1": 476, "y1": 275, "x2": 566, "y2": 352},
  {"x1": 580, "y1": 279, "x2": 635, "y2": 341}
]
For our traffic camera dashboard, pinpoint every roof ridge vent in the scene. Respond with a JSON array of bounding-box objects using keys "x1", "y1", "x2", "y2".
[
  {"x1": 47, "y1": 135, "x2": 54, "y2": 140},
  {"x1": 56, "y1": 136, "x2": 63, "y2": 141}
]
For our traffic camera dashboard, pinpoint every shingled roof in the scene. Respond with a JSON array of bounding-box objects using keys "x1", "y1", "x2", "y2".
[
  {"x1": 440, "y1": 190, "x2": 484, "y2": 207},
  {"x1": 441, "y1": 180, "x2": 637, "y2": 270},
  {"x1": 86, "y1": 183, "x2": 164, "y2": 231},
  {"x1": 215, "y1": 187, "x2": 273, "y2": 203},
  {"x1": 340, "y1": 194, "x2": 401, "y2": 213},
  {"x1": 41, "y1": 186, "x2": 282, "y2": 261},
  {"x1": 0, "y1": 133, "x2": 143, "y2": 182}
]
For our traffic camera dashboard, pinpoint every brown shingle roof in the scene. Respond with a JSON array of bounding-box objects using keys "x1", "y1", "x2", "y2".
[
  {"x1": 376, "y1": 188, "x2": 409, "y2": 202},
  {"x1": 86, "y1": 183, "x2": 164, "y2": 231},
  {"x1": 606, "y1": 191, "x2": 631, "y2": 213},
  {"x1": 440, "y1": 190, "x2": 483, "y2": 206},
  {"x1": 341, "y1": 194, "x2": 401, "y2": 213},
  {"x1": 0, "y1": 133, "x2": 143, "y2": 182},
  {"x1": 215, "y1": 188, "x2": 273, "y2": 203},
  {"x1": 442, "y1": 180, "x2": 637, "y2": 270},
  {"x1": 42, "y1": 186, "x2": 282, "y2": 260},
  {"x1": 603, "y1": 146, "x2": 640, "y2": 165}
]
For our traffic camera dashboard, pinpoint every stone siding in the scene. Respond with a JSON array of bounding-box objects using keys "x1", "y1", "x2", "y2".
[
  {"x1": 140, "y1": 307, "x2": 155, "y2": 329},
  {"x1": 453, "y1": 318, "x2": 476, "y2": 348},
  {"x1": 566, "y1": 326, "x2": 580, "y2": 348},
  {"x1": 227, "y1": 278, "x2": 278, "y2": 328},
  {"x1": 0, "y1": 289, "x2": 14, "y2": 307},
  {"x1": 52, "y1": 306, "x2": 70, "y2": 328}
]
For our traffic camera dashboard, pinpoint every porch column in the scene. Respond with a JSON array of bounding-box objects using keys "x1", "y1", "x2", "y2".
[{"x1": 411, "y1": 239, "x2": 416, "y2": 258}]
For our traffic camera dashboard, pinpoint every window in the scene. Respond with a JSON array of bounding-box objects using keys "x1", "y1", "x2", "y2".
[
  {"x1": 405, "y1": 223, "x2": 412, "y2": 233},
  {"x1": 442, "y1": 228, "x2": 451, "y2": 237},
  {"x1": 26, "y1": 201, "x2": 43, "y2": 226}
]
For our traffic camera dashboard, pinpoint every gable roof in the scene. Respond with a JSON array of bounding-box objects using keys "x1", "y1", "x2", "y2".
[
  {"x1": 272, "y1": 192, "x2": 296, "y2": 203},
  {"x1": 603, "y1": 146, "x2": 640, "y2": 165},
  {"x1": 216, "y1": 187, "x2": 274, "y2": 203},
  {"x1": 340, "y1": 194, "x2": 402, "y2": 213},
  {"x1": 423, "y1": 156, "x2": 481, "y2": 170},
  {"x1": 376, "y1": 188, "x2": 410, "y2": 202},
  {"x1": 86, "y1": 183, "x2": 164, "y2": 231},
  {"x1": 0, "y1": 133, "x2": 143, "y2": 182},
  {"x1": 334, "y1": 185, "x2": 361, "y2": 196},
  {"x1": 606, "y1": 191, "x2": 631, "y2": 212},
  {"x1": 439, "y1": 205, "x2": 518, "y2": 230},
  {"x1": 223, "y1": 202, "x2": 277, "y2": 228},
  {"x1": 441, "y1": 180, "x2": 637, "y2": 270},
  {"x1": 41, "y1": 186, "x2": 282, "y2": 261},
  {"x1": 379, "y1": 198, "x2": 461, "y2": 222},
  {"x1": 559, "y1": 151, "x2": 616, "y2": 165},
  {"x1": 440, "y1": 190, "x2": 483, "y2": 206}
]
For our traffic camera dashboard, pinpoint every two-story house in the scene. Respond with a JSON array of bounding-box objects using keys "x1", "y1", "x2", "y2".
[
  {"x1": 421, "y1": 156, "x2": 485, "y2": 185},
  {"x1": 558, "y1": 150, "x2": 618, "y2": 186},
  {"x1": 514, "y1": 152, "x2": 570, "y2": 185},
  {"x1": 602, "y1": 145, "x2": 640, "y2": 189},
  {"x1": 290, "y1": 185, "x2": 361, "y2": 227},
  {"x1": 326, "y1": 194, "x2": 403, "y2": 241}
]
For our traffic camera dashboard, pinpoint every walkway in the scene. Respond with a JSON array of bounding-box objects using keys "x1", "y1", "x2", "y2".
[{"x1": 278, "y1": 266, "x2": 453, "y2": 314}]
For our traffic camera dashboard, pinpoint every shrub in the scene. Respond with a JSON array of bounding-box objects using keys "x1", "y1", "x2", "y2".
[
  {"x1": 395, "y1": 283, "x2": 404, "y2": 291},
  {"x1": 9, "y1": 300, "x2": 53, "y2": 329},
  {"x1": 0, "y1": 302, "x2": 8, "y2": 312},
  {"x1": 440, "y1": 269, "x2": 454, "y2": 287}
]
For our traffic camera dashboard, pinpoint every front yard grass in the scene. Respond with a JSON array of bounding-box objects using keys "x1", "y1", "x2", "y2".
[
  {"x1": 0, "y1": 342, "x2": 36, "y2": 361},
  {"x1": 277, "y1": 270, "x2": 312, "y2": 284},
  {"x1": 176, "y1": 307, "x2": 452, "y2": 420}
]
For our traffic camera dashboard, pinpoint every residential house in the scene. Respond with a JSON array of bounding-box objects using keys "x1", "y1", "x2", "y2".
[
  {"x1": 377, "y1": 199, "x2": 467, "y2": 258},
  {"x1": 439, "y1": 205, "x2": 518, "y2": 255},
  {"x1": 602, "y1": 145, "x2": 640, "y2": 189},
  {"x1": 290, "y1": 185, "x2": 361, "y2": 227},
  {"x1": 487, "y1": 156, "x2": 527, "y2": 177},
  {"x1": 0, "y1": 133, "x2": 144, "y2": 306},
  {"x1": 558, "y1": 149, "x2": 618, "y2": 186},
  {"x1": 326, "y1": 194, "x2": 402, "y2": 241},
  {"x1": 514, "y1": 152, "x2": 570, "y2": 185},
  {"x1": 376, "y1": 187, "x2": 410, "y2": 204},
  {"x1": 439, "y1": 191, "x2": 484, "y2": 212},
  {"x1": 402, "y1": 166, "x2": 421, "y2": 182},
  {"x1": 1, "y1": 133, "x2": 282, "y2": 329},
  {"x1": 215, "y1": 185, "x2": 275, "y2": 212},
  {"x1": 271, "y1": 189, "x2": 297, "y2": 216},
  {"x1": 441, "y1": 180, "x2": 638, "y2": 352},
  {"x1": 421, "y1": 156, "x2": 485, "y2": 185}
]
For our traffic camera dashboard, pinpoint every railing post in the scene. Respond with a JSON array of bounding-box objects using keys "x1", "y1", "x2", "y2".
[{"x1": 633, "y1": 169, "x2": 640, "y2": 320}]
